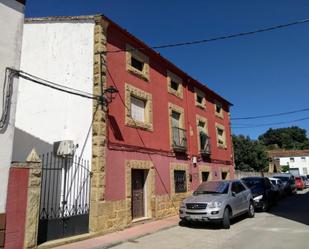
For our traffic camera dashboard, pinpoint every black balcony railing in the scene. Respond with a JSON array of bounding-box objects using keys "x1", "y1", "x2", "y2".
[
  {"x1": 172, "y1": 127, "x2": 187, "y2": 152},
  {"x1": 199, "y1": 132, "x2": 211, "y2": 156}
]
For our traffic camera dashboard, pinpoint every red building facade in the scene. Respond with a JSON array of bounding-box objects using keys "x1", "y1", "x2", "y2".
[{"x1": 103, "y1": 19, "x2": 234, "y2": 222}]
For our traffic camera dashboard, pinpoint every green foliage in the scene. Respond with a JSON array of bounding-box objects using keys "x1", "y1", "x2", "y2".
[
  {"x1": 258, "y1": 126, "x2": 309, "y2": 150},
  {"x1": 232, "y1": 135, "x2": 268, "y2": 172},
  {"x1": 281, "y1": 165, "x2": 290, "y2": 173}
]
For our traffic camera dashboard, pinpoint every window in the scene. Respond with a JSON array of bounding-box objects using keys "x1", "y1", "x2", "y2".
[
  {"x1": 126, "y1": 44, "x2": 149, "y2": 81},
  {"x1": 167, "y1": 70, "x2": 183, "y2": 99},
  {"x1": 301, "y1": 157, "x2": 306, "y2": 162},
  {"x1": 170, "y1": 80, "x2": 179, "y2": 91},
  {"x1": 216, "y1": 123, "x2": 227, "y2": 149},
  {"x1": 221, "y1": 172, "x2": 228, "y2": 180},
  {"x1": 290, "y1": 157, "x2": 295, "y2": 163},
  {"x1": 130, "y1": 96, "x2": 145, "y2": 122},
  {"x1": 194, "y1": 87, "x2": 206, "y2": 109},
  {"x1": 196, "y1": 115, "x2": 210, "y2": 154},
  {"x1": 232, "y1": 182, "x2": 244, "y2": 194},
  {"x1": 125, "y1": 83, "x2": 153, "y2": 131},
  {"x1": 174, "y1": 170, "x2": 187, "y2": 193},
  {"x1": 215, "y1": 101, "x2": 224, "y2": 119},
  {"x1": 169, "y1": 103, "x2": 187, "y2": 151},
  {"x1": 131, "y1": 57, "x2": 144, "y2": 72},
  {"x1": 202, "y1": 172, "x2": 210, "y2": 182}
]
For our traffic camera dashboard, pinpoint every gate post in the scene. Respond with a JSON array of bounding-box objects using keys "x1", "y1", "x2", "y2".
[
  {"x1": 23, "y1": 149, "x2": 42, "y2": 249},
  {"x1": 5, "y1": 149, "x2": 42, "y2": 249}
]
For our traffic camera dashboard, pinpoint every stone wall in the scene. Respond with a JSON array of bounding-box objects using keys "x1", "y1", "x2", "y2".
[
  {"x1": 89, "y1": 15, "x2": 110, "y2": 233},
  {"x1": 234, "y1": 170, "x2": 274, "y2": 179}
]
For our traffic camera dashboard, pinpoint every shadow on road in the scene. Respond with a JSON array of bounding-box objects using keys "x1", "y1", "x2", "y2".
[{"x1": 268, "y1": 189, "x2": 309, "y2": 226}]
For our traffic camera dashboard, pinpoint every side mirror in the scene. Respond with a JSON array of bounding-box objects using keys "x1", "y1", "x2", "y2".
[{"x1": 232, "y1": 191, "x2": 236, "y2": 197}]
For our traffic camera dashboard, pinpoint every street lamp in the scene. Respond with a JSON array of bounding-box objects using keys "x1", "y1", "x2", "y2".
[{"x1": 99, "y1": 86, "x2": 118, "y2": 106}]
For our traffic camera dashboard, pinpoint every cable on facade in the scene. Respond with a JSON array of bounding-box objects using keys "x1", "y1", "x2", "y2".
[
  {"x1": 107, "y1": 17, "x2": 309, "y2": 53},
  {"x1": 7, "y1": 68, "x2": 100, "y2": 101},
  {"x1": 0, "y1": 68, "x2": 18, "y2": 131}
]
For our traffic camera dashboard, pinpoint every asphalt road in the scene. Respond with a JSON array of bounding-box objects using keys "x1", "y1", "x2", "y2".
[{"x1": 110, "y1": 189, "x2": 309, "y2": 249}]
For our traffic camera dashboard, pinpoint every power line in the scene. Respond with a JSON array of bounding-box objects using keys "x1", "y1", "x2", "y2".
[
  {"x1": 232, "y1": 116, "x2": 309, "y2": 129},
  {"x1": 107, "y1": 17, "x2": 309, "y2": 53},
  {"x1": 231, "y1": 107, "x2": 309, "y2": 120}
]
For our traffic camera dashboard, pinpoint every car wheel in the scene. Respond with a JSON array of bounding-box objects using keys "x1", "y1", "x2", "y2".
[
  {"x1": 222, "y1": 208, "x2": 231, "y2": 229},
  {"x1": 247, "y1": 202, "x2": 255, "y2": 218}
]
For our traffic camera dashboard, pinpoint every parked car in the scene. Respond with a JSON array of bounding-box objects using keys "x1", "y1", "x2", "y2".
[
  {"x1": 295, "y1": 176, "x2": 305, "y2": 190},
  {"x1": 179, "y1": 180, "x2": 254, "y2": 229},
  {"x1": 273, "y1": 174, "x2": 297, "y2": 195},
  {"x1": 241, "y1": 177, "x2": 277, "y2": 211},
  {"x1": 300, "y1": 175, "x2": 309, "y2": 188},
  {"x1": 269, "y1": 177, "x2": 285, "y2": 198}
]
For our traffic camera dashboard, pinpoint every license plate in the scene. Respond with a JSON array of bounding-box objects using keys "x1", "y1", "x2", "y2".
[{"x1": 191, "y1": 215, "x2": 200, "y2": 219}]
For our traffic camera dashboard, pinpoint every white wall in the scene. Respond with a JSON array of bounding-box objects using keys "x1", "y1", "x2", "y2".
[
  {"x1": 0, "y1": 0, "x2": 25, "y2": 213},
  {"x1": 279, "y1": 156, "x2": 309, "y2": 175},
  {"x1": 13, "y1": 21, "x2": 95, "y2": 164}
]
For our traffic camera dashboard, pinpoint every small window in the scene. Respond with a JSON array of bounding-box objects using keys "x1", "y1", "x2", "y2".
[
  {"x1": 216, "y1": 124, "x2": 226, "y2": 148},
  {"x1": 196, "y1": 94, "x2": 203, "y2": 104},
  {"x1": 126, "y1": 44, "x2": 149, "y2": 81},
  {"x1": 301, "y1": 157, "x2": 306, "y2": 162},
  {"x1": 194, "y1": 87, "x2": 206, "y2": 109},
  {"x1": 202, "y1": 172, "x2": 210, "y2": 182},
  {"x1": 131, "y1": 56, "x2": 144, "y2": 72},
  {"x1": 221, "y1": 172, "x2": 228, "y2": 180},
  {"x1": 170, "y1": 80, "x2": 179, "y2": 91},
  {"x1": 130, "y1": 96, "x2": 145, "y2": 122},
  {"x1": 290, "y1": 157, "x2": 295, "y2": 163},
  {"x1": 167, "y1": 71, "x2": 183, "y2": 99},
  {"x1": 174, "y1": 170, "x2": 187, "y2": 193},
  {"x1": 215, "y1": 101, "x2": 223, "y2": 118}
]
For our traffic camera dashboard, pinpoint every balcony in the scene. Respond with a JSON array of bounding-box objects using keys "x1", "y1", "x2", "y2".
[
  {"x1": 199, "y1": 132, "x2": 211, "y2": 156},
  {"x1": 172, "y1": 127, "x2": 187, "y2": 152}
]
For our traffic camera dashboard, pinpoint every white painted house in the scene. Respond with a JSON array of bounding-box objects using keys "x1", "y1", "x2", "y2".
[
  {"x1": 0, "y1": 0, "x2": 25, "y2": 226},
  {"x1": 13, "y1": 17, "x2": 95, "y2": 162},
  {"x1": 12, "y1": 16, "x2": 97, "y2": 219},
  {"x1": 269, "y1": 150, "x2": 309, "y2": 176}
]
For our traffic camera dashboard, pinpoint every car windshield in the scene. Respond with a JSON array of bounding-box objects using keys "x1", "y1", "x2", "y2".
[
  {"x1": 193, "y1": 181, "x2": 229, "y2": 195},
  {"x1": 270, "y1": 180, "x2": 277, "y2": 185},
  {"x1": 242, "y1": 178, "x2": 263, "y2": 188}
]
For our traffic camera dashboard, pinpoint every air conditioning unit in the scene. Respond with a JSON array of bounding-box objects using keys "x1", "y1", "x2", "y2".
[{"x1": 53, "y1": 140, "x2": 76, "y2": 157}]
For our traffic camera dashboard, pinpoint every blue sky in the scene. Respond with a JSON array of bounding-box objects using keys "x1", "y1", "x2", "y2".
[{"x1": 25, "y1": 0, "x2": 309, "y2": 139}]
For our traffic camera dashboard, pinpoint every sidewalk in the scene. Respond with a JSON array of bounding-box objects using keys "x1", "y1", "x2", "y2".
[{"x1": 53, "y1": 215, "x2": 179, "y2": 249}]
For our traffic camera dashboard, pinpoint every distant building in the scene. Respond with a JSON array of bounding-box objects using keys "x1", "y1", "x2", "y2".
[
  {"x1": 13, "y1": 14, "x2": 234, "y2": 243},
  {"x1": 0, "y1": 0, "x2": 26, "y2": 247},
  {"x1": 268, "y1": 150, "x2": 309, "y2": 175}
]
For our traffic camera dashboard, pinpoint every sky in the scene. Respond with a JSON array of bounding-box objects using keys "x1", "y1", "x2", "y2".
[{"x1": 25, "y1": 0, "x2": 309, "y2": 139}]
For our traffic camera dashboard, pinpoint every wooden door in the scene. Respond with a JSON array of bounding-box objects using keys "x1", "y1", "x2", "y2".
[{"x1": 132, "y1": 169, "x2": 145, "y2": 219}]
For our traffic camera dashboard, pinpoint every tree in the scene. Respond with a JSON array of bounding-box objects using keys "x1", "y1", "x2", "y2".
[
  {"x1": 258, "y1": 126, "x2": 309, "y2": 150},
  {"x1": 232, "y1": 135, "x2": 268, "y2": 172}
]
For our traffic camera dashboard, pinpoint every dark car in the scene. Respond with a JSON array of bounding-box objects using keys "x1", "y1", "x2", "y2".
[
  {"x1": 273, "y1": 174, "x2": 296, "y2": 195},
  {"x1": 241, "y1": 177, "x2": 277, "y2": 211}
]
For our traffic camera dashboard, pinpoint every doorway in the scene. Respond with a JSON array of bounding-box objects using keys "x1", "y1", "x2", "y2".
[{"x1": 131, "y1": 169, "x2": 146, "y2": 219}]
